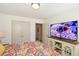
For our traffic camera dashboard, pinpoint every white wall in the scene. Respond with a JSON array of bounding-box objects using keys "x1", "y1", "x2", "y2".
[
  {"x1": 0, "y1": 6, "x2": 79, "y2": 44},
  {"x1": 0, "y1": 13, "x2": 44, "y2": 44},
  {"x1": 44, "y1": 8, "x2": 79, "y2": 44}
]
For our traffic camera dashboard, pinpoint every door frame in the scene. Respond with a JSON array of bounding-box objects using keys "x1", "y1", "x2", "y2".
[{"x1": 35, "y1": 23, "x2": 43, "y2": 42}]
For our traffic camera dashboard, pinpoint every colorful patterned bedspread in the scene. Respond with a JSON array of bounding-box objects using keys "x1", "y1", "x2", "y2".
[{"x1": 3, "y1": 41, "x2": 60, "y2": 56}]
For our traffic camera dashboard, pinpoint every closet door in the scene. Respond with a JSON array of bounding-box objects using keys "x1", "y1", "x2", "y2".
[{"x1": 12, "y1": 21, "x2": 30, "y2": 44}]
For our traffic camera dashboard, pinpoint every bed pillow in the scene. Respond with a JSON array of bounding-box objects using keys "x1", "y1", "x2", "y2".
[{"x1": 0, "y1": 44, "x2": 5, "y2": 55}]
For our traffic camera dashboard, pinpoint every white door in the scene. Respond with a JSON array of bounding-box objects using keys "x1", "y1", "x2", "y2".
[{"x1": 12, "y1": 21, "x2": 30, "y2": 44}]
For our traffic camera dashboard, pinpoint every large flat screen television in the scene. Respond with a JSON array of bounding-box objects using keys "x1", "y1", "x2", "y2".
[{"x1": 50, "y1": 21, "x2": 78, "y2": 41}]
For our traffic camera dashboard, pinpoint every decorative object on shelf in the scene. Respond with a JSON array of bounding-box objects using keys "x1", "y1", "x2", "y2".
[
  {"x1": 64, "y1": 46, "x2": 71, "y2": 56},
  {"x1": 31, "y1": 3, "x2": 40, "y2": 9},
  {"x1": 55, "y1": 42, "x2": 62, "y2": 54}
]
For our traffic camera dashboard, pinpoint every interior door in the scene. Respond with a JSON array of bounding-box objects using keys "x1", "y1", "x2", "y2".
[
  {"x1": 12, "y1": 21, "x2": 30, "y2": 44},
  {"x1": 36, "y1": 23, "x2": 42, "y2": 42}
]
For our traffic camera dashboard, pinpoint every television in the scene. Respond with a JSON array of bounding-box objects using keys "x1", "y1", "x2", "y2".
[{"x1": 50, "y1": 21, "x2": 78, "y2": 41}]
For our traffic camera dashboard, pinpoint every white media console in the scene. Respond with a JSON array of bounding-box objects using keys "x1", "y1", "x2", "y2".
[{"x1": 48, "y1": 37, "x2": 79, "y2": 56}]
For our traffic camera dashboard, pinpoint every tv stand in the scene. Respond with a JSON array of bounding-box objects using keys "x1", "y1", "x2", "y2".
[{"x1": 48, "y1": 37, "x2": 79, "y2": 56}]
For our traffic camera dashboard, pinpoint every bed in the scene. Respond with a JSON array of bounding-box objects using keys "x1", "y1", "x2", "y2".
[{"x1": 2, "y1": 41, "x2": 60, "y2": 56}]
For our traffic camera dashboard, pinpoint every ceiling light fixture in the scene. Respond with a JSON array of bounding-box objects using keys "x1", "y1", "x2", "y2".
[{"x1": 31, "y1": 3, "x2": 40, "y2": 9}]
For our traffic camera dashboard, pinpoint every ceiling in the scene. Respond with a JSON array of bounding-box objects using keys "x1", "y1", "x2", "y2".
[{"x1": 0, "y1": 3, "x2": 79, "y2": 19}]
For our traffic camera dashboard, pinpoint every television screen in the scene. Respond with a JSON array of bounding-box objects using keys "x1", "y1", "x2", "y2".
[{"x1": 50, "y1": 21, "x2": 78, "y2": 41}]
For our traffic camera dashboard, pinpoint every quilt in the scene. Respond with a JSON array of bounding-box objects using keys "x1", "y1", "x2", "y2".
[{"x1": 3, "y1": 41, "x2": 60, "y2": 56}]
